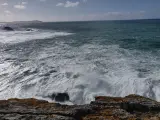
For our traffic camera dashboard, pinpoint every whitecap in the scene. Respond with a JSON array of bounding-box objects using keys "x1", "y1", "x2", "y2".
[{"x1": 0, "y1": 29, "x2": 73, "y2": 44}]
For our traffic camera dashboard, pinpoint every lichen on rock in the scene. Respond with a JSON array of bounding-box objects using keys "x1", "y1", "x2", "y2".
[{"x1": 0, "y1": 94, "x2": 160, "y2": 120}]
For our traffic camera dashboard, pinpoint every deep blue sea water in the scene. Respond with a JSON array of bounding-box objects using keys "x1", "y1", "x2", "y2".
[{"x1": 0, "y1": 20, "x2": 160, "y2": 104}]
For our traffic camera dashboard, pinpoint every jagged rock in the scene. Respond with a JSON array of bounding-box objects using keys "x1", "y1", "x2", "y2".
[
  {"x1": 0, "y1": 95, "x2": 160, "y2": 120},
  {"x1": 50, "y1": 93, "x2": 70, "y2": 102},
  {"x1": 2, "y1": 26, "x2": 14, "y2": 31},
  {"x1": 121, "y1": 101, "x2": 150, "y2": 112},
  {"x1": 70, "y1": 106, "x2": 94, "y2": 120},
  {"x1": 26, "y1": 28, "x2": 34, "y2": 31},
  {"x1": 121, "y1": 101, "x2": 160, "y2": 112}
]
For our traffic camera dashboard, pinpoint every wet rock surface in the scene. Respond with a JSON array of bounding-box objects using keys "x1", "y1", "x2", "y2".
[
  {"x1": 2, "y1": 26, "x2": 14, "y2": 31},
  {"x1": 50, "y1": 93, "x2": 70, "y2": 102},
  {"x1": 0, "y1": 95, "x2": 160, "y2": 120}
]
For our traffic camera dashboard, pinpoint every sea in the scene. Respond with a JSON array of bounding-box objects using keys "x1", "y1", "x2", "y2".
[{"x1": 0, "y1": 19, "x2": 160, "y2": 104}]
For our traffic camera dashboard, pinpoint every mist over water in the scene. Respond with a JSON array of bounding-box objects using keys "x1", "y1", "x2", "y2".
[{"x1": 0, "y1": 20, "x2": 160, "y2": 104}]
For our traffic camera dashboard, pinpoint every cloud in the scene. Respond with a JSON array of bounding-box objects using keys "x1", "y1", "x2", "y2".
[
  {"x1": 56, "y1": 3, "x2": 64, "y2": 7},
  {"x1": 4, "y1": 10, "x2": 12, "y2": 16},
  {"x1": 14, "y1": 1, "x2": 28, "y2": 10},
  {"x1": 4, "y1": 10, "x2": 11, "y2": 14},
  {"x1": 14, "y1": 5, "x2": 26, "y2": 9},
  {"x1": 65, "y1": 1, "x2": 79, "y2": 7},
  {"x1": 22, "y1": 2, "x2": 27, "y2": 5},
  {"x1": 56, "y1": 1, "x2": 79, "y2": 8},
  {"x1": 2, "y1": 3, "x2": 8, "y2": 6}
]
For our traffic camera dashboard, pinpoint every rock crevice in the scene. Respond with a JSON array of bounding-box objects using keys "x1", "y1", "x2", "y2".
[{"x1": 0, "y1": 95, "x2": 160, "y2": 120}]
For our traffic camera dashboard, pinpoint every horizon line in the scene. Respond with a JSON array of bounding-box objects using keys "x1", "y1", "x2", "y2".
[{"x1": 1, "y1": 18, "x2": 160, "y2": 23}]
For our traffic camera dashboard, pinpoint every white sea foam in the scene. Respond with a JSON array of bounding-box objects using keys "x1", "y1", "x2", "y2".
[
  {"x1": 0, "y1": 41, "x2": 160, "y2": 104},
  {"x1": 0, "y1": 29, "x2": 73, "y2": 44}
]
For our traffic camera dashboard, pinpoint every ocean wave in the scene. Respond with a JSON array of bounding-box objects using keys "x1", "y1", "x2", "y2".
[
  {"x1": 0, "y1": 42, "x2": 160, "y2": 104},
  {"x1": 0, "y1": 21, "x2": 160, "y2": 105},
  {"x1": 0, "y1": 29, "x2": 73, "y2": 44}
]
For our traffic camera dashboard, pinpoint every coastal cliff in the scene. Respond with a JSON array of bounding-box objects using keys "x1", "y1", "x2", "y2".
[{"x1": 0, "y1": 95, "x2": 160, "y2": 120}]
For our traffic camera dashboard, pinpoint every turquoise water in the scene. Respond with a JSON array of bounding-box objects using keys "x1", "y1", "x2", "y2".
[{"x1": 0, "y1": 20, "x2": 160, "y2": 104}]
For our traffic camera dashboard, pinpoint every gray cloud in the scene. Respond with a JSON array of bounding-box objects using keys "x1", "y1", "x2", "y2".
[{"x1": 56, "y1": 1, "x2": 79, "y2": 8}]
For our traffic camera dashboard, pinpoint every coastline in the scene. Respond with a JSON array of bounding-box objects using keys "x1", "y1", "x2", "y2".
[{"x1": 0, "y1": 94, "x2": 160, "y2": 120}]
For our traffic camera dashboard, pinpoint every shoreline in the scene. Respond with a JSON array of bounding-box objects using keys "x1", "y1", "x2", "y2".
[{"x1": 0, "y1": 94, "x2": 160, "y2": 120}]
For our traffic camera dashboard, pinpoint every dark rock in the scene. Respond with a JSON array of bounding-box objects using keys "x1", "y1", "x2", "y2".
[
  {"x1": 0, "y1": 95, "x2": 159, "y2": 120},
  {"x1": 2, "y1": 26, "x2": 14, "y2": 31},
  {"x1": 120, "y1": 101, "x2": 150, "y2": 112},
  {"x1": 91, "y1": 100, "x2": 121, "y2": 107},
  {"x1": 26, "y1": 28, "x2": 33, "y2": 31},
  {"x1": 121, "y1": 101, "x2": 160, "y2": 112},
  {"x1": 70, "y1": 106, "x2": 94, "y2": 120},
  {"x1": 49, "y1": 69, "x2": 57, "y2": 73},
  {"x1": 51, "y1": 93, "x2": 70, "y2": 102}
]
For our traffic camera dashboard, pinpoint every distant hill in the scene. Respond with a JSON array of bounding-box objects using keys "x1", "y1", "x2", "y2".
[{"x1": 12, "y1": 20, "x2": 43, "y2": 24}]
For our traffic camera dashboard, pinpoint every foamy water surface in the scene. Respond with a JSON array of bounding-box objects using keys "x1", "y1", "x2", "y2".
[{"x1": 0, "y1": 21, "x2": 160, "y2": 104}]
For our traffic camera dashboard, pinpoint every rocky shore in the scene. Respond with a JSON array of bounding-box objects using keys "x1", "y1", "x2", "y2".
[{"x1": 0, "y1": 94, "x2": 160, "y2": 120}]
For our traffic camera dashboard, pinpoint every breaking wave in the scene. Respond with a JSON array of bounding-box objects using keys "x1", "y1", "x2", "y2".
[
  {"x1": 0, "y1": 28, "x2": 73, "y2": 44},
  {"x1": 0, "y1": 21, "x2": 160, "y2": 105},
  {"x1": 1, "y1": 42, "x2": 160, "y2": 104}
]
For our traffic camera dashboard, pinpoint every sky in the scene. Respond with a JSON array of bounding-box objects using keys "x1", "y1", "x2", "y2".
[{"x1": 0, "y1": 0, "x2": 160, "y2": 22}]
